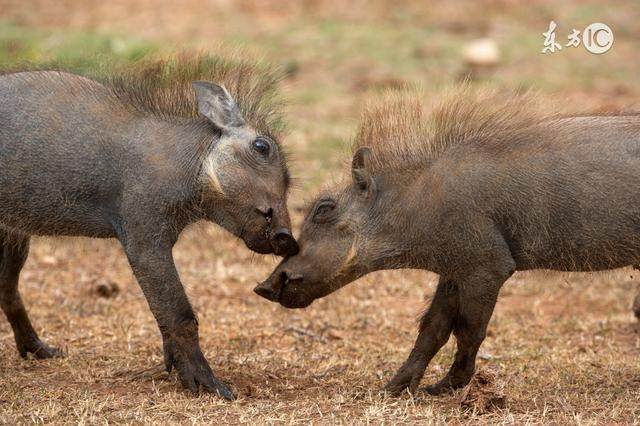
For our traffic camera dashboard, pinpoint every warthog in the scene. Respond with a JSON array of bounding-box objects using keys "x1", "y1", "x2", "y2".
[
  {"x1": 256, "y1": 89, "x2": 640, "y2": 395},
  {"x1": 0, "y1": 54, "x2": 298, "y2": 399}
]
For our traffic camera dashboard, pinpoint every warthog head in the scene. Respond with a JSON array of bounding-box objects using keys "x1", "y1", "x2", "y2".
[
  {"x1": 255, "y1": 147, "x2": 407, "y2": 307},
  {"x1": 194, "y1": 81, "x2": 298, "y2": 257}
]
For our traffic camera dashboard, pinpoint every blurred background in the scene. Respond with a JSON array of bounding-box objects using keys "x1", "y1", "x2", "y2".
[
  {"x1": 0, "y1": 1, "x2": 639, "y2": 423},
  {"x1": 2, "y1": 0, "x2": 639, "y2": 188}
]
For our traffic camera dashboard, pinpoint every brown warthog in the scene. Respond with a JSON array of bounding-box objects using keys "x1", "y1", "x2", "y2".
[
  {"x1": 0, "y1": 54, "x2": 298, "y2": 399},
  {"x1": 256, "y1": 89, "x2": 640, "y2": 395}
]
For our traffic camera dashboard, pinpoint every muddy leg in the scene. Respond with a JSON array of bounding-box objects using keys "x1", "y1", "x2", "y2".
[
  {"x1": 0, "y1": 233, "x2": 63, "y2": 359},
  {"x1": 425, "y1": 266, "x2": 513, "y2": 395},
  {"x1": 384, "y1": 277, "x2": 459, "y2": 395},
  {"x1": 123, "y1": 232, "x2": 235, "y2": 400}
]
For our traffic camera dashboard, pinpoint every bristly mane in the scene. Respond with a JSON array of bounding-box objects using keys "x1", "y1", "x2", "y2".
[
  {"x1": 352, "y1": 87, "x2": 569, "y2": 175},
  {"x1": 2, "y1": 52, "x2": 285, "y2": 139},
  {"x1": 107, "y1": 53, "x2": 285, "y2": 138}
]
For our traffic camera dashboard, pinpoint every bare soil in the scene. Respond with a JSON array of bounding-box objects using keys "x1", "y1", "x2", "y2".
[{"x1": 0, "y1": 0, "x2": 639, "y2": 423}]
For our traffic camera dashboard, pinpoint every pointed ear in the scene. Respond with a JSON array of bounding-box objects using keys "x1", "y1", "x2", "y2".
[
  {"x1": 193, "y1": 81, "x2": 245, "y2": 130},
  {"x1": 351, "y1": 147, "x2": 376, "y2": 197}
]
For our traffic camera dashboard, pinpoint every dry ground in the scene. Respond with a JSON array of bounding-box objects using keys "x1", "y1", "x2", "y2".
[{"x1": 0, "y1": 0, "x2": 639, "y2": 423}]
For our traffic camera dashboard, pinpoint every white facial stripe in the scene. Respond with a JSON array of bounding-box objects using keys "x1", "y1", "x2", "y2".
[
  {"x1": 200, "y1": 127, "x2": 259, "y2": 198},
  {"x1": 337, "y1": 237, "x2": 358, "y2": 276},
  {"x1": 202, "y1": 151, "x2": 226, "y2": 197}
]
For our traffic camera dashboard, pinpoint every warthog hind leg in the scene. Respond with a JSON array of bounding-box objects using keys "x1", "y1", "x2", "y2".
[{"x1": 0, "y1": 232, "x2": 64, "y2": 359}]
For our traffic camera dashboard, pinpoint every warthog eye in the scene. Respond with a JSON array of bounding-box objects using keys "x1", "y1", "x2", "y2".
[
  {"x1": 252, "y1": 137, "x2": 271, "y2": 157},
  {"x1": 312, "y1": 198, "x2": 336, "y2": 223}
]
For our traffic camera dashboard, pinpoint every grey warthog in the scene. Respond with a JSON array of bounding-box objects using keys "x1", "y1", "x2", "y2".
[
  {"x1": 0, "y1": 54, "x2": 298, "y2": 399},
  {"x1": 256, "y1": 89, "x2": 640, "y2": 395}
]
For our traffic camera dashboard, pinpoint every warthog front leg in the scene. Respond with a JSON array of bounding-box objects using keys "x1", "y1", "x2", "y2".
[
  {"x1": 425, "y1": 267, "x2": 510, "y2": 395},
  {"x1": 123, "y1": 232, "x2": 235, "y2": 400},
  {"x1": 386, "y1": 247, "x2": 514, "y2": 396},
  {"x1": 0, "y1": 232, "x2": 64, "y2": 359},
  {"x1": 384, "y1": 277, "x2": 458, "y2": 395}
]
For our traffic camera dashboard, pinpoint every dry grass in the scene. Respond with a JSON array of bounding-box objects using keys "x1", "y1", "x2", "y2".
[
  {"x1": 1, "y1": 0, "x2": 640, "y2": 423},
  {"x1": 0, "y1": 229, "x2": 638, "y2": 423}
]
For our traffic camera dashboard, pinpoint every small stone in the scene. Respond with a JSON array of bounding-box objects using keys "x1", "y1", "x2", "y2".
[
  {"x1": 327, "y1": 329, "x2": 344, "y2": 340},
  {"x1": 478, "y1": 351, "x2": 495, "y2": 360},
  {"x1": 462, "y1": 38, "x2": 501, "y2": 67},
  {"x1": 96, "y1": 282, "x2": 120, "y2": 298},
  {"x1": 41, "y1": 255, "x2": 57, "y2": 265}
]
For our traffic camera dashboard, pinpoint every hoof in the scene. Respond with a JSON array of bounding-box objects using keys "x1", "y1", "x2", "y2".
[
  {"x1": 425, "y1": 372, "x2": 472, "y2": 396},
  {"x1": 425, "y1": 381, "x2": 455, "y2": 396},
  {"x1": 163, "y1": 335, "x2": 236, "y2": 401},
  {"x1": 20, "y1": 340, "x2": 65, "y2": 360},
  {"x1": 383, "y1": 357, "x2": 428, "y2": 396}
]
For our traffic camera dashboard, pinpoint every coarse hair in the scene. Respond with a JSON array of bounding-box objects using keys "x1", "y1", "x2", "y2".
[{"x1": 1, "y1": 51, "x2": 286, "y2": 140}]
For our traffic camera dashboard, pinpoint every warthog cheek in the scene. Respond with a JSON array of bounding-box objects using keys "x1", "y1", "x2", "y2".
[
  {"x1": 208, "y1": 170, "x2": 225, "y2": 196},
  {"x1": 336, "y1": 238, "x2": 358, "y2": 276},
  {"x1": 202, "y1": 157, "x2": 225, "y2": 197}
]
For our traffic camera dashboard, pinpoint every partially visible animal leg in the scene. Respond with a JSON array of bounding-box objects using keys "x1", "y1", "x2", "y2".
[
  {"x1": 425, "y1": 263, "x2": 513, "y2": 395},
  {"x1": 384, "y1": 277, "x2": 458, "y2": 395},
  {"x1": 0, "y1": 232, "x2": 63, "y2": 359},
  {"x1": 122, "y1": 229, "x2": 235, "y2": 400}
]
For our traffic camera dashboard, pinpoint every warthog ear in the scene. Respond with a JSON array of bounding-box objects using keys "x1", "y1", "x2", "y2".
[
  {"x1": 193, "y1": 81, "x2": 246, "y2": 130},
  {"x1": 352, "y1": 147, "x2": 376, "y2": 197}
]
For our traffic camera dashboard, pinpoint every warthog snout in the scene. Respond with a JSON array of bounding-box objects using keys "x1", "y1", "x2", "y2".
[
  {"x1": 271, "y1": 228, "x2": 299, "y2": 256},
  {"x1": 254, "y1": 269, "x2": 306, "y2": 307},
  {"x1": 253, "y1": 271, "x2": 284, "y2": 302}
]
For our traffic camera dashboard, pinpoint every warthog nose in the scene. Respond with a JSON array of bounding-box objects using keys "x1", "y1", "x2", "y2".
[
  {"x1": 273, "y1": 228, "x2": 299, "y2": 256},
  {"x1": 254, "y1": 280, "x2": 278, "y2": 301},
  {"x1": 254, "y1": 271, "x2": 285, "y2": 302},
  {"x1": 254, "y1": 270, "x2": 303, "y2": 302}
]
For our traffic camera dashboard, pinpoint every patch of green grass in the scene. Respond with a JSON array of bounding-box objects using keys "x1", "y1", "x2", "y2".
[
  {"x1": 0, "y1": 21, "x2": 157, "y2": 72},
  {"x1": 309, "y1": 134, "x2": 349, "y2": 167},
  {"x1": 221, "y1": 17, "x2": 463, "y2": 90},
  {"x1": 300, "y1": 134, "x2": 350, "y2": 190}
]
